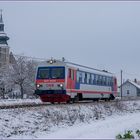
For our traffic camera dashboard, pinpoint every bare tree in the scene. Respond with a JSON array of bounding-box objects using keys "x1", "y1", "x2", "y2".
[
  {"x1": 0, "y1": 55, "x2": 38, "y2": 99},
  {"x1": 23, "y1": 59, "x2": 38, "y2": 98},
  {"x1": 11, "y1": 56, "x2": 37, "y2": 99},
  {"x1": 0, "y1": 65, "x2": 14, "y2": 99}
]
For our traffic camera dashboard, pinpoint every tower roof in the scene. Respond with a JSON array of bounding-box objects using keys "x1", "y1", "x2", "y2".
[
  {"x1": 0, "y1": 10, "x2": 9, "y2": 45},
  {"x1": 0, "y1": 9, "x2": 3, "y2": 23}
]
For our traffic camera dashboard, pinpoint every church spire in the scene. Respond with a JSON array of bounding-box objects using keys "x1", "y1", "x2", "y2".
[
  {"x1": 0, "y1": 10, "x2": 10, "y2": 67},
  {"x1": 0, "y1": 9, "x2": 3, "y2": 23},
  {"x1": 0, "y1": 9, "x2": 4, "y2": 32},
  {"x1": 0, "y1": 10, "x2": 9, "y2": 44}
]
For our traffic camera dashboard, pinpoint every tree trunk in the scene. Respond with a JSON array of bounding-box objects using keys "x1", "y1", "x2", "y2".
[{"x1": 20, "y1": 84, "x2": 24, "y2": 99}]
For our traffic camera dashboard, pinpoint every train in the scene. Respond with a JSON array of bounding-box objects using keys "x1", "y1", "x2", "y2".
[{"x1": 34, "y1": 59, "x2": 118, "y2": 103}]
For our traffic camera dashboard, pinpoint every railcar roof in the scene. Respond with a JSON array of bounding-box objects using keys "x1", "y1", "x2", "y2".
[{"x1": 66, "y1": 63, "x2": 114, "y2": 77}]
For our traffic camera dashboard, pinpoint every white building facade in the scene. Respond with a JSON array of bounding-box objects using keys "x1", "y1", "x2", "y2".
[{"x1": 121, "y1": 80, "x2": 140, "y2": 97}]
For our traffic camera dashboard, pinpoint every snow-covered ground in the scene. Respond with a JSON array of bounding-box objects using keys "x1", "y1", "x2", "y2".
[
  {"x1": 0, "y1": 98, "x2": 42, "y2": 106},
  {"x1": 41, "y1": 112, "x2": 140, "y2": 139},
  {"x1": 0, "y1": 100, "x2": 140, "y2": 139}
]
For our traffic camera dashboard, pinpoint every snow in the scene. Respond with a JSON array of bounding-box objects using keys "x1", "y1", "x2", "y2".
[
  {"x1": 128, "y1": 80, "x2": 140, "y2": 89},
  {"x1": 0, "y1": 98, "x2": 42, "y2": 106},
  {"x1": 43, "y1": 112, "x2": 140, "y2": 139},
  {"x1": 0, "y1": 99, "x2": 140, "y2": 139}
]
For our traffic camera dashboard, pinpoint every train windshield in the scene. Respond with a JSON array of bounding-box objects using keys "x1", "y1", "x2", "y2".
[
  {"x1": 37, "y1": 68, "x2": 50, "y2": 79},
  {"x1": 37, "y1": 67, "x2": 65, "y2": 79}
]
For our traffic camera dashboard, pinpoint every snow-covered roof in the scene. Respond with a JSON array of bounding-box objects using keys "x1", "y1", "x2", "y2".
[{"x1": 121, "y1": 80, "x2": 140, "y2": 89}]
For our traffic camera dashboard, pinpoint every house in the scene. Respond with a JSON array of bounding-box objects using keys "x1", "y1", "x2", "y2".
[{"x1": 120, "y1": 80, "x2": 140, "y2": 97}]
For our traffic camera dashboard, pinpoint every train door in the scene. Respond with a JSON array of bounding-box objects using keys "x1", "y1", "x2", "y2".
[{"x1": 67, "y1": 68, "x2": 76, "y2": 89}]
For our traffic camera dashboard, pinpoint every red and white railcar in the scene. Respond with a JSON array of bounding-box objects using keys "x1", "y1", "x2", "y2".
[{"x1": 35, "y1": 59, "x2": 118, "y2": 103}]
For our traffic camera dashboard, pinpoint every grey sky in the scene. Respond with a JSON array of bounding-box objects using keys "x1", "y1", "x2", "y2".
[{"x1": 0, "y1": 1, "x2": 140, "y2": 84}]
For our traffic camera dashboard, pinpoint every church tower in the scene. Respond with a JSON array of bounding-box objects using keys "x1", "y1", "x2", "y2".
[{"x1": 0, "y1": 9, "x2": 10, "y2": 67}]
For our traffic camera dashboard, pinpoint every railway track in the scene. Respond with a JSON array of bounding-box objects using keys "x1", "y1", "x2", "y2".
[{"x1": 0, "y1": 98, "x2": 140, "y2": 110}]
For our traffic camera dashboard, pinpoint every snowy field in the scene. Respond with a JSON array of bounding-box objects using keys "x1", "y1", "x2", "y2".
[
  {"x1": 0, "y1": 99, "x2": 42, "y2": 106},
  {"x1": 0, "y1": 100, "x2": 140, "y2": 139},
  {"x1": 43, "y1": 112, "x2": 140, "y2": 139}
]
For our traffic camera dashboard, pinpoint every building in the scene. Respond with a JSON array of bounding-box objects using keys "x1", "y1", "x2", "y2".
[
  {"x1": 120, "y1": 80, "x2": 140, "y2": 97},
  {"x1": 0, "y1": 10, "x2": 16, "y2": 67}
]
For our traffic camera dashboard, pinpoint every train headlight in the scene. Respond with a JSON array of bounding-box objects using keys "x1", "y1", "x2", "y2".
[
  {"x1": 47, "y1": 59, "x2": 56, "y2": 64},
  {"x1": 50, "y1": 60, "x2": 53, "y2": 64},
  {"x1": 60, "y1": 84, "x2": 63, "y2": 87},
  {"x1": 36, "y1": 84, "x2": 42, "y2": 88},
  {"x1": 57, "y1": 84, "x2": 63, "y2": 88}
]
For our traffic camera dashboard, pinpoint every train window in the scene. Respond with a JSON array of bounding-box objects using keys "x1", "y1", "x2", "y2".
[
  {"x1": 110, "y1": 77, "x2": 112, "y2": 86},
  {"x1": 79, "y1": 72, "x2": 82, "y2": 83},
  {"x1": 89, "y1": 74, "x2": 92, "y2": 84},
  {"x1": 94, "y1": 74, "x2": 97, "y2": 84},
  {"x1": 71, "y1": 70, "x2": 74, "y2": 80},
  {"x1": 99, "y1": 75, "x2": 101, "y2": 85},
  {"x1": 87, "y1": 73, "x2": 90, "y2": 84},
  {"x1": 38, "y1": 68, "x2": 49, "y2": 79},
  {"x1": 105, "y1": 77, "x2": 107, "y2": 85},
  {"x1": 109, "y1": 77, "x2": 111, "y2": 86},
  {"x1": 77, "y1": 71, "x2": 82, "y2": 83},
  {"x1": 69, "y1": 69, "x2": 71, "y2": 78},
  {"x1": 100, "y1": 76, "x2": 103, "y2": 85},
  {"x1": 76, "y1": 71, "x2": 79, "y2": 83},
  {"x1": 102, "y1": 76, "x2": 104, "y2": 85},
  {"x1": 108, "y1": 77, "x2": 110, "y2": 86},
  {"x1": 106, "y1": 77, "x2": 109, "y2": 86},
  {"x1": 97, "y1": 75, "x2": 100, "y2": 85},
  {"x1": 84, "y1": 73, "x2": 87, "y2": 83},
  {"x1": 91, "y1": 74, "x2": 94, "y2": 84},
  {"x1": 82, "y1": 72, "x2": 85, "y2": 83},
  {"x1": 103, "y1": 76, "x2": 106, "y2": 85},
  {"x1": 51, "y1": 67, "x2": 65, "y2": 79},
  {"x1": 108, "y1": 77, "x2": 111, "y2": 86}
]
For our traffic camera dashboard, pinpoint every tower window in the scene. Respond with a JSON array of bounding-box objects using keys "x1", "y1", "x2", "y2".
[{"x1": 0, "y1": 25, "x2": 4, "y2": 31}]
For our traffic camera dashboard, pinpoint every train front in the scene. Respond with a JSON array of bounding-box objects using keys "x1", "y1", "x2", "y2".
[{"x1": 34, "y1": 59, "x2": 70, "y2": 103}]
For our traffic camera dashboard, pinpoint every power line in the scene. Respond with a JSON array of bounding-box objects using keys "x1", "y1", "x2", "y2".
[{"x1": 123, "y1": 71, "x2": 140, "y2": 78}]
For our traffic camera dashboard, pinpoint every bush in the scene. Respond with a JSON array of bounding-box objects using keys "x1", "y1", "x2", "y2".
[{"x1": 116, "y1": 129, "x2": 140, "y2": 139}]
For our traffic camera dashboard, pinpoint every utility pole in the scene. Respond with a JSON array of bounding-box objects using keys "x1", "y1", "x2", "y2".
[{"x1": 121, "y1": 70, "x2": 123, "y2": 99}]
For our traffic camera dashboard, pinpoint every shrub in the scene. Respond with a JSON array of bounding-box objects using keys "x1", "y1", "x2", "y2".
[{"x1": 116, "y1": 130, "x2": 134, "y2": 139}]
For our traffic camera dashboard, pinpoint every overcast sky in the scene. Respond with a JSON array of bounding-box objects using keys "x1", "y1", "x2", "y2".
[{"x1": 1, "y1": 1, "x2": 140, "y2": 84}]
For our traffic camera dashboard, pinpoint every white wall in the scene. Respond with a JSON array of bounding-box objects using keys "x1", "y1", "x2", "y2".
[{"x1": 122, "y1": 82, "x2": 137, "y2": 97}]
